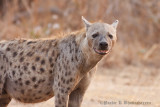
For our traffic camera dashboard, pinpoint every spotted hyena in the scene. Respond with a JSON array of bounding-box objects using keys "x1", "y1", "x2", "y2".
[{"x1": 0, "y1": 16, "x2": 118, "y2": 107}]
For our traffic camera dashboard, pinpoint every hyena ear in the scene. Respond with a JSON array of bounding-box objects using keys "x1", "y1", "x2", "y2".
[
  {"x1": 82, "y1": 16, "x2": 92, "y2": 31},
  {"x1": 111, "y1": 20, "x2": 119, "y2": 29}
]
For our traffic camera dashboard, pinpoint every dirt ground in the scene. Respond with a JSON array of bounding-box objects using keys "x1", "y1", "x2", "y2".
[{"x1": 8, "y1": 64, "x2": 160, "y2": 107}]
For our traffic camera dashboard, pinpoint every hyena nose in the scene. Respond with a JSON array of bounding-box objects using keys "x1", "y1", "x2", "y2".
[{"x1": 99, "y1": 42, "x2": 108, "y2": 50}]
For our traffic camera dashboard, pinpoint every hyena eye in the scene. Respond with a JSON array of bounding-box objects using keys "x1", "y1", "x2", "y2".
[
  {"x1": 108, "y1": 34, "x2": 113, "y2": 39},
  {"x1": 92, "y1": 33, "x2": 99, "y2": 38}
]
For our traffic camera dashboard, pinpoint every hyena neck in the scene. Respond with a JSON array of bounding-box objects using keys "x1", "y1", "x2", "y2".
[
  {"x1": 75, "y1": 31, "x2": 103, "y2": 73},
  {"x1": 80, "y1": 38, "x2": 102, "y2": 71},
  {"x1": 58, "y1": 30, "x2": 102, "y2": 75}
]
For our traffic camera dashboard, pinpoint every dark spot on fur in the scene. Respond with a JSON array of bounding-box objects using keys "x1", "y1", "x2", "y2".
[
  {"x1": 68, "y1": 71, "x2": 71, "y2": 75},
  {"x1": 69, "y1": 42, "x2": 71, "y2": 48},
  {"x1": 57, "y1": 94, "x2": 60, "y2": 98},
  {"x1": 20, "y1": 51, "x2": 24, "y2": 56},
  {"x1": 58, "y1": 82, "x2": 60, "y2": 86},
  {"x1": 49, "y1": 57, "x2": 52, "y2": 63},
  {"x1": 35, "y1": 56, "x2": 40, "y2": 62},
  {"x1": 6, "y1": 47, "x2": 10, "y2": 51},
  {"x1": 70, "y1": 78, "x2": 73, "y2": 82},
  {"x1": 42, "y1": 79, "x2": 45, "y2": 82},
  {"x1": 61, "y1": 89, "x2": 64, "y2": 93},
  {"x1": 70, "y1": 49, "x2": 72, "y2": 53},
  {"x1": 28, "y1": 98, "x2": 32, "y2": 102},
  {"x1": 26, "y1": 63, "x2": 29, "y2": 66},
  {"x1": 46, "y1": 92, "x2": 50, "y2": 95},
  {"x1": 59, "y1": 100, "x2": 62, "y2": 104},
  {"x1": 63, "y1": 80, "x2": 65, "y2": 83},
  {"x1": 4, "y1": 70, "x2": 6, "y2": 73},
  {"x1": 17, "y1": 98, "x2": 21, "y2": 101},
  {"x1": 38, "y1": 79, "x2": 45, "y2": 84},
  {"x1": 13, "y1": 52, "x2": 17, "y2": 57},
  {"x1": 10, "y1": 62, "x2": 12, "y2": 66},
  {"x1": 41, "y1": 48, "x2": 46, "y2": 52},
  {"x1": 18, "y1": 78, "x2": 22, "y2": 81},
  {"x1": 19, "y1": 82, "x2": 23, "y2": 86},
  {"x1": 1, "y1": 66, "x2": 3, "y2": 70},
  {"x1": 41, "y1": 59, "x2": 45, "y2": 65},
  {"x1": 35, "y1": 97, "x2": 41, "y2": 100},
  {"x1": 20, "y1": 72, "x2": 23, "y2": 76},
  {"x1": 40, "y1": 68, "x2": 45, "y2": 73},
  {"x1": 75, "y1": 56, "x2": 78, "y2": 61},
  {"x1": 65, "y1": 72, "x2": 67, "y2": 76},
  {"x1": 34, "y1": 84, "x2": 38, "y2": 88},
  {"x1": 14, "y1": 88, "x2": 17, "y2": 91},
  {"x1": 21, "y1": 40, "x2": 27, "y2": 42},
  {"x1": 12, "y1": 70, "x2": 15, "y2": 76},
  {"x1": 32, "y1": 46, "x2": 35, "y2": 49},
  {"x1": 50, "y1": 63, "x2": 54, "y2": 67},
  {"x1": 67, "y1": 87, "x2": 70, "y2": 90},
  {"x1": 1, "y1": 44, "x2": 5, "y2": 47},
  {"x1": 49, "y1": 70, "x2": 52, "y2": 74},
  {"x1": 38, "y1": 80, "x2": 41, "y2": 84},
  {"x1": 71, "y1": 57, "x2": 74, "y2": 62},
  {"x1": 59, "y1": 67, "x2": 61, "y2": 71},
  {"x1": 15, "y1": 80, "x2": 18, "y2": 84},
  {"x1": 61, "y1": 77, "x2": 63, "y2": 81},
  {"x1": 66, "y1": 80, "x2": 69, "y2": 84},
  {"x1": 32, "y1": 77, "x2": 36, "y2": 82},
  {"x1": 27, "y1": 52, "x2": 34, "y2": 56},
  {"x1": 21, "y1": 90, "x2": 24, "y2": 94},
  {"x1": 32, "y1": 66, "x2": 36, "y2": 71},
  {"x1": 23, "y1": 66, "x2": 27, "y2": 71},
  {"x1": 25, "y1": 80, "x2": 30, "y2": 85},
  {"x1": 27, "y1": 41, "x2": 36, "y2": 45},
  {"x1": 38, "y1": 90, "x2": 42, "y2": 93},
  {"x1": 23, "y1": 98, "x2": 27, "y2": 101},
  {"x1": 47, "y1": 83, "x2": 51, "y2": 86},
  {"x1": 20, "y1": 57, "x2": 24, "y2": 62},
  {"x1": 75, "y1": 48, "x2": 78, "y2": 53},
  {"x1": 28, "y1": 89, "x2": 32, "y2": 92},
  {"x1": 62, "y1": 97, "x2": 65, "y2": 101},
  {"x1": 6, "y1": 58, "x2": 8, "y2": 62},
  {"x1": 52, "y1": 50, "x2": 55, "y2": 56}
]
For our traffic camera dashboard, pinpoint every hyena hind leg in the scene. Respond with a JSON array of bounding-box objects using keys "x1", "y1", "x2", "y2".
[
  {"x1": 0, "y1": 90, "x2": 11, "y2": 107},
  {"x1": 68, "y1": 67, "x2": 96, "y2": 107},
  {"x1": 0, "y1": 51, "x2": 7, "y2": 95},
  {"x1": 0, "y1": 51, "x2": 11, "y2": 107}
]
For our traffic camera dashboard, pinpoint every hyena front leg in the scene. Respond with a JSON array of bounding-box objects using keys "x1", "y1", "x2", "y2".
[
  {"x1": 54, "y1": 69, "x2": 79, "y2": 107},
  {"x1": 68, "y1": 67, "x2": 96, "y2": 107},
  {"x1": 54, "y1": 82, "x2": 71, "y2": 107},
  {"x1": 55, "y1": 92, "x2": 69, "y2": 107},
  {"x1": 53, "y1": 74, "x2": 71, "y2": 107}
]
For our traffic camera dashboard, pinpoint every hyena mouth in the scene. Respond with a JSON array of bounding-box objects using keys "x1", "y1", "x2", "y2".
[{"x1": 93, "y1": 48, "x2": 109, "y2": 55}]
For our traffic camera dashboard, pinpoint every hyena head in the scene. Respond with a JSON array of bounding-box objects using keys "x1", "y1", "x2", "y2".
[{"x1": 82, "y1": 16, "x2": 118, "y2": 56}]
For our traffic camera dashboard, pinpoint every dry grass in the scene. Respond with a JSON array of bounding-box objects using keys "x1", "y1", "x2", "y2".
[{"x1": 0, "y1": 0, "x2": 160, "y2": 106}]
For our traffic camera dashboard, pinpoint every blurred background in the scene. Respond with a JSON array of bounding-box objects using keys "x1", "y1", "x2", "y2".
[{"x1": 0, "y1": 0, "x2": 160, "y2": 107}]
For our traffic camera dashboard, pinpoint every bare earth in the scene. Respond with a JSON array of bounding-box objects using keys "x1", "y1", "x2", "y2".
[{"x1": 8, "y1": 65, "x2": 160, "y2": 107}]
